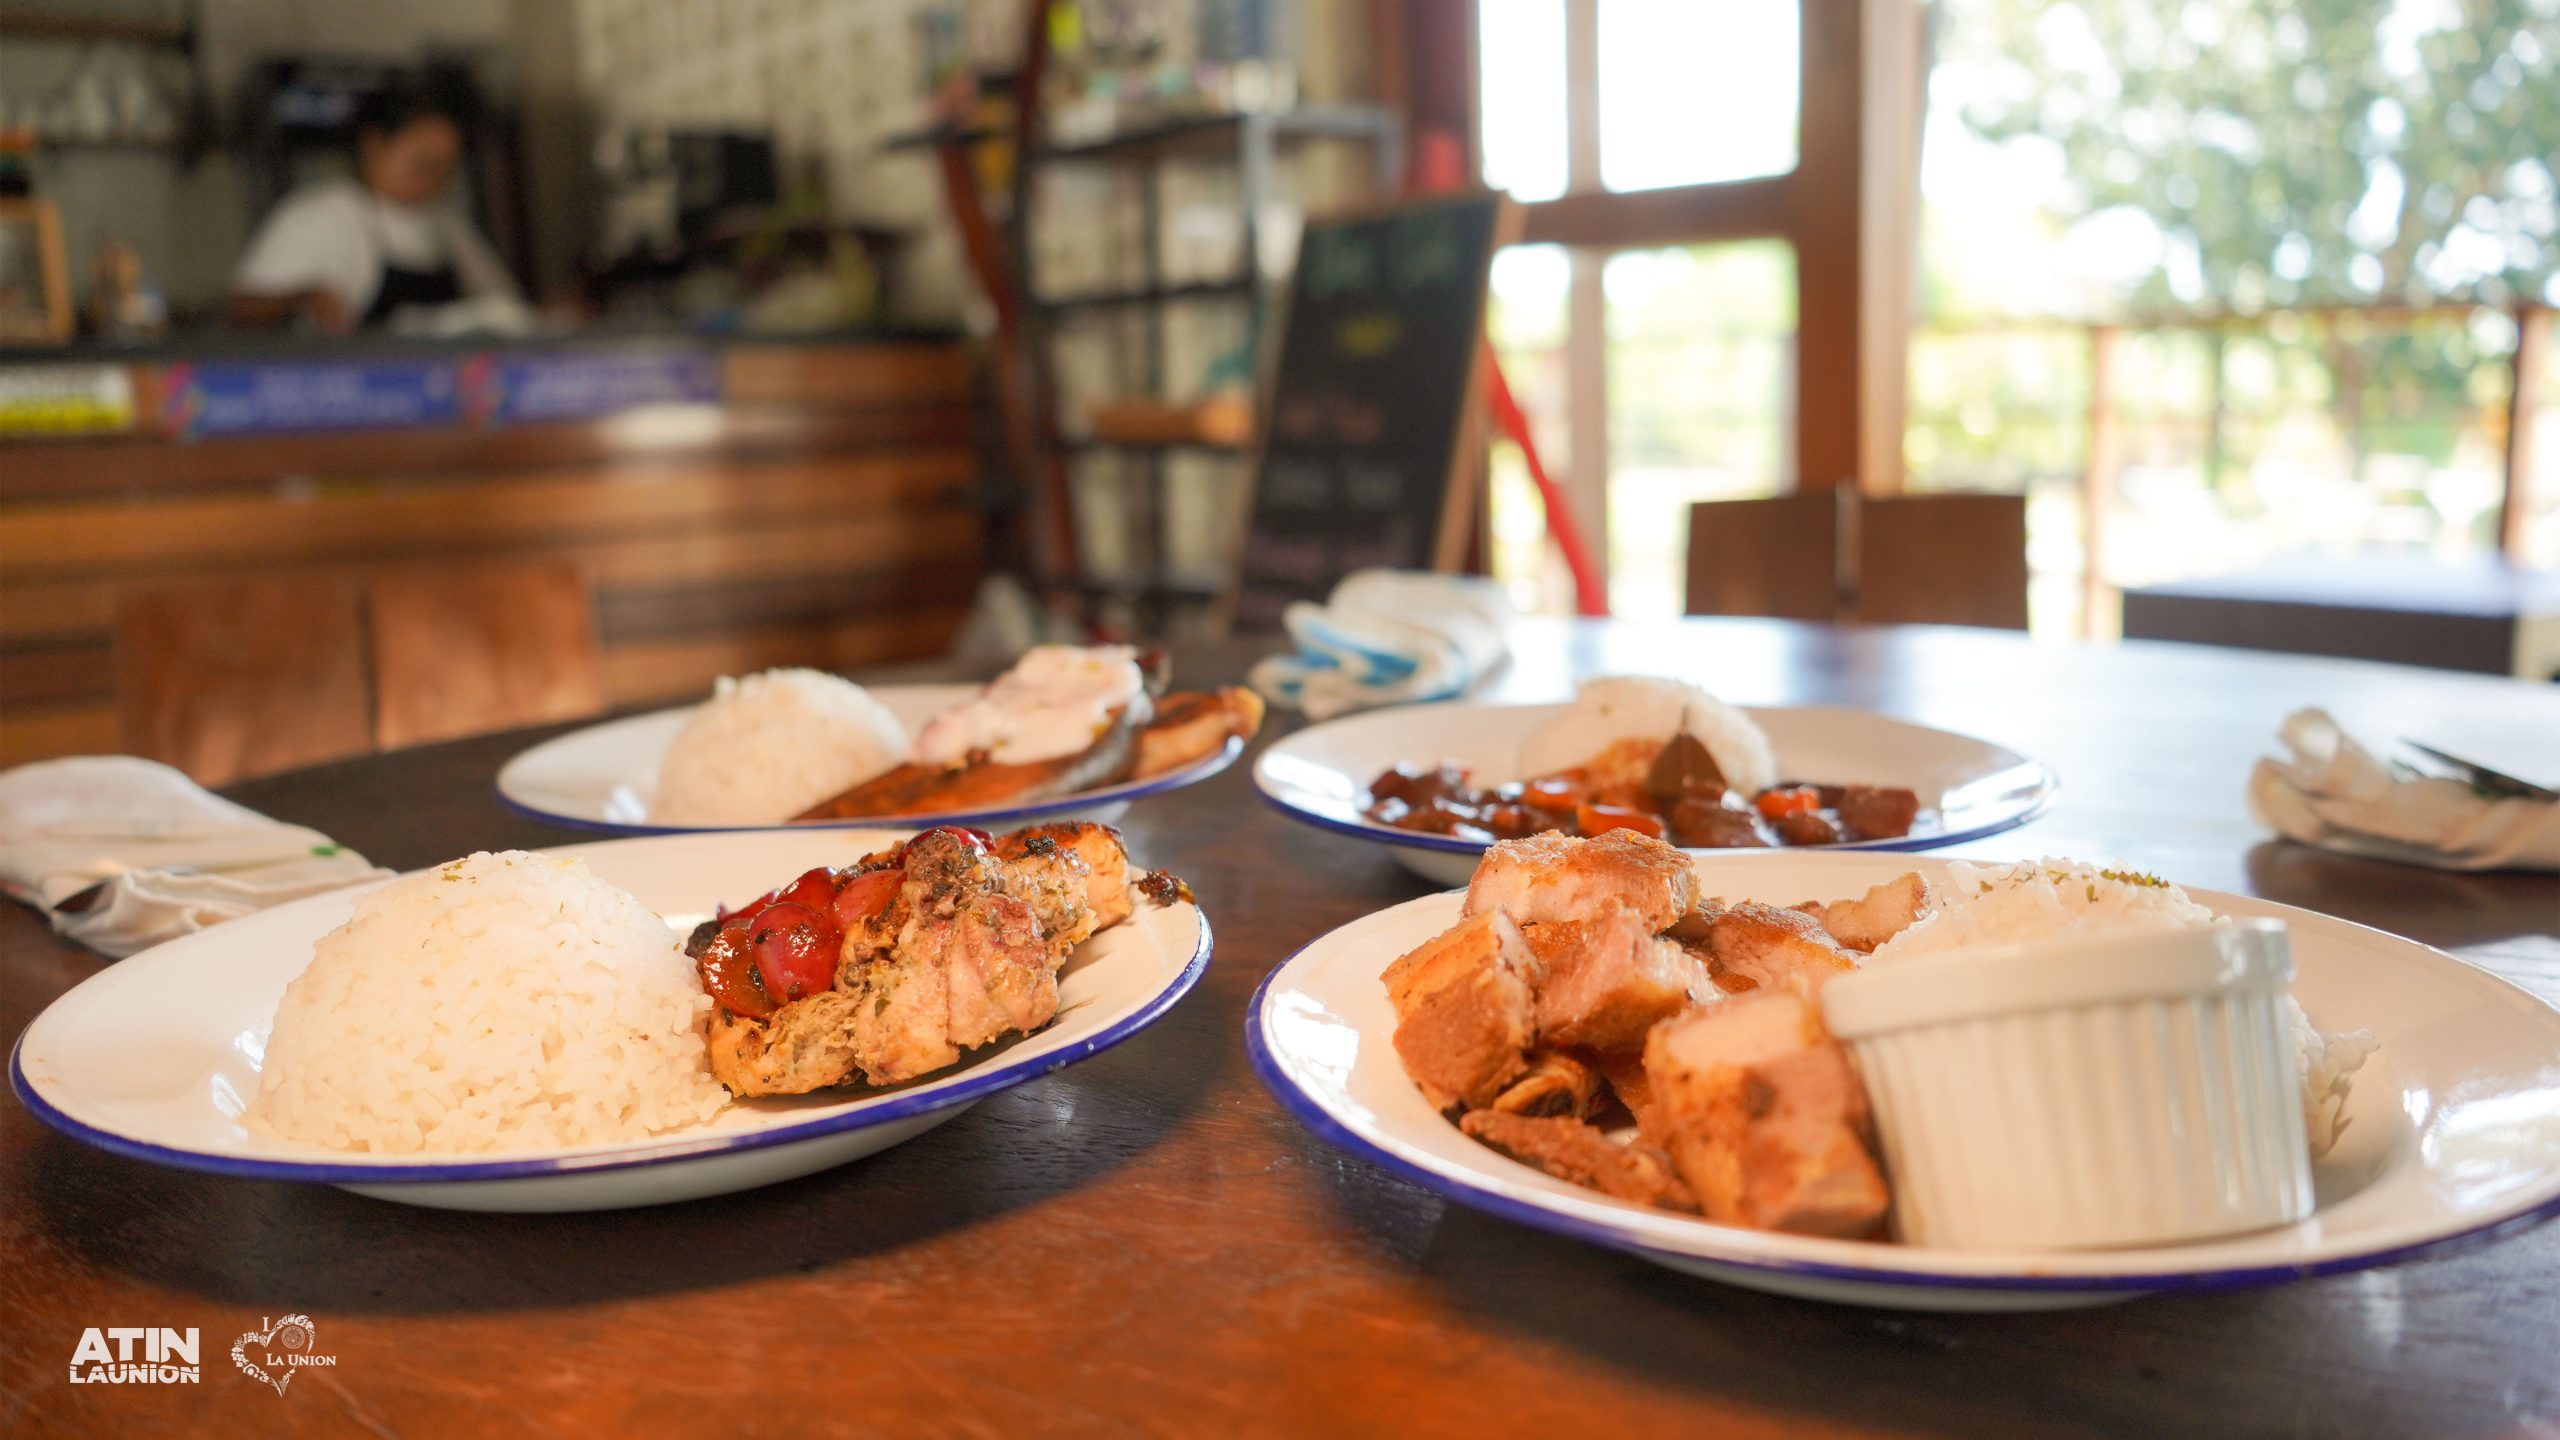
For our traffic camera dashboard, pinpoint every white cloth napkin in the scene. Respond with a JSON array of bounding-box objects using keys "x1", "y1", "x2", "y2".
[
  {"x1": 0, "y1": 756, "x2": 391, "y2": 957},
  {"x1": 1247, "y1": 569, "x2": 1513, "y2": 720},
  {"x1": 2248, "y1": 709, "x2": 2560, "y2": 871}
]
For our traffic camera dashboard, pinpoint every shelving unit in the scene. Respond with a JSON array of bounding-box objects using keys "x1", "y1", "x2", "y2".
[{"x1": 1027, "y1": 102, "x2": 1400, "y2": 630}]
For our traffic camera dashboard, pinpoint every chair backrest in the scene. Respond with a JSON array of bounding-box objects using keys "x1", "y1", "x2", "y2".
[
  {"x1": 366, "y1": 561, "x2": 606, "y2": 751},
  {"x1": 1684, "y1": 492, "x2": 1842, "y2": 621},
  {"x1": 1852, "y1": 492, "x2": 2029, "y2": 629},
  {"x1": 113, "y1": 575, "x2": 373, "y2": 787}
]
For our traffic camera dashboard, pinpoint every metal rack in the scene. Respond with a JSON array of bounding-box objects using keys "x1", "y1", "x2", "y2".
[{"x1": 895, "y1": 96, "x2": 1401, "y2": 631}]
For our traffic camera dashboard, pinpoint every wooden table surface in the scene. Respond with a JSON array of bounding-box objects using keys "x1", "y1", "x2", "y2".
[{"x1": 7, "y1": 619, "x2": 2559, "y2": 1439}]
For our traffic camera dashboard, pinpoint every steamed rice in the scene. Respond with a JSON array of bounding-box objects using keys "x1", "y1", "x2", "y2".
[
  {"x1": 1871, "y1": 857, "x2": 2378, "y2": 1155},
  {"x1": 246, "y1": 852, "x2": 729, "y2": 1154},
  {"x1": 1517, "y1": 676, "x2": 1779, "y2": 796},
  {"x1": 653, "y1": 668, "x2": 906, "y2": 825}
]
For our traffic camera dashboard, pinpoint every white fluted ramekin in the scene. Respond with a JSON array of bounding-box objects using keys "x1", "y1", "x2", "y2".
[{"x1": 1821, "y1": 920, "x2": 2312, "y2": 1251}]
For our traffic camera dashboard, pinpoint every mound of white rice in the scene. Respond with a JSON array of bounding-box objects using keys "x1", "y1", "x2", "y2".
[
  {"x1": 1871, "y1": 857, "x2": 2378, "y2": 1155},
  {"x1": 1517, "y1": 675, "x2": 1778, "y2": 795},
  {"x1": 653, "y1": 668, "x2": 906, "y2": 825},
  {"x1": 246, "y1": 852, "x2": 729, "y2": 1154}
]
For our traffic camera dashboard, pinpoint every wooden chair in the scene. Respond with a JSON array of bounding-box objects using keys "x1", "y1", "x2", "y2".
[
  {"x1": 113, "y1": 576, "x2": 373, "y2": 787},
  {"x1": 365, "y1": 561, "x2": 607, "y2": 751},
  {"x1": 1852, "y1": 493, "x2": 2029, "y2": 630},
  {"x1": 1684, "y1": 492, "x2": 1842, "y2": 620}
]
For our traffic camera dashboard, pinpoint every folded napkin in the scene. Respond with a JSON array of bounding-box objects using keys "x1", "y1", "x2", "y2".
[
  {"x1": 2248, "y1": 709, "x2": 2560, "y2": 872},
  {"x1": 1247, "y1": 569, "x2": 1513, "y2": 720},
  {"x1": 0, "y1": 756, "x2": 391, "y2": 957}
]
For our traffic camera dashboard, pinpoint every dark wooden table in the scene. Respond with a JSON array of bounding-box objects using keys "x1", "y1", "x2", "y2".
[{"x1": 7, "y1": 619, "x2": 2559, "y2": 1439}]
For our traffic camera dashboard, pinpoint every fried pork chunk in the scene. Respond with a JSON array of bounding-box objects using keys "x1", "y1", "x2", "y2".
[
  {"x1": 1460, "y1": 1111, "x2": 1699, "y2": 1214},
  {"x1": 1644, "y1": 992, "x2": 1888, "y2": 1238},
  {"x1": 1804, "y1": 873, "x2": 1934, "y2": 954},
  {"x1": 1708, "y1": 902, "x2": 1858, "y2": 993},
  {"x1": 1521, "y1": 900, "x2": 1712, "y2": 1052},
  {"x1": 1463, "y1": 829, "x2": 1699, "y2": 933},
  {"x1": 1383, "y1": 910, "x2": 1542, "y2": 1113},
  {"x1": 1491, "y1": 1050, "x2": 1608, "y2": 1119}
]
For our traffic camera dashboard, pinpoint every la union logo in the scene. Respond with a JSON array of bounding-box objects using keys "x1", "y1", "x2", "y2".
[{"x1": 231, "y1": 1314, "x2": 334, "y2": 1396}]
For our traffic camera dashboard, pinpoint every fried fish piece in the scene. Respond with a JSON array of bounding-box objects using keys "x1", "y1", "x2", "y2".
[
  {"x1": 1130, "y1": 686, "x2": 1266, "y2": 780},
  {"x1": 1383, "y1": 910, "x2": 1543, "y2": 1114},
  {"x1": 1463, "y1": 829, "x2": 1699, "y2": 932}
]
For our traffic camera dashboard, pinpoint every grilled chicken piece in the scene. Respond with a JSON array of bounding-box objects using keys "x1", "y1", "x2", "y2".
[
  {"x1": 1463, "y1": 829, "x2": 1699, "y2": 933},
  {"x1": 1521, "y1": 899, "x2": 1713, "y2": 1052},
  {"x1": 797, "y1": 700, "x2": 1149, "y2": 821},
  {"x1": 1383, "y1": 910, "x2": 1543, "y2": 1113},
  {"x1": 991, "y1": 822, "x2": 1132, "y2": 951},
  {"x1": 1806, "y1": 873, "x2": 1935, "y2": 954},
  {"x1": 1708, "y1": 902, "x2": 1858, "y2": 993},
  {"x1": 700, "y1": 825, "x2": 1151, "y2": 1096},
  {"x1": 708, "y1": 992, "x2": 868, "y2": 1096},
  {"x1": 1131, "y1": 686, "x2": 1265, "y2": 780},
  {"x1": 1460, "y1": 1111, "x2": 1699, "y2": 1214},
  {"x1": 1491, "y1": 1049, "x2": 1608, "y2": 1119},
  {"x1": 1644, "y1": 992, "x2": 1888, "y2": 1238}
]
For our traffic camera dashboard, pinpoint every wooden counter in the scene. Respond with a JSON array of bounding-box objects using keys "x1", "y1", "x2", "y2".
[{"x1": 0, "y1": 336, "x2": 987, "y2": 767}]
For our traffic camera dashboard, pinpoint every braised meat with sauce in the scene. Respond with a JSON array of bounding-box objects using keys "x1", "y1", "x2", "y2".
[{"x1": 1363, "y1": 732, "x2": 1923, "y2": 850}]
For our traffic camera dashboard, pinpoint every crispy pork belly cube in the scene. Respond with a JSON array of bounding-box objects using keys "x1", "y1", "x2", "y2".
[
  {"x1": 1807, "y1": 873, "x2": 1935, "y2": 954},
  {"x1": 1490, "y1": 1050, "x2": 1607, "y2": 1119},
  {"x1": 1587, "y1": 1047, "x2": 1661, "y2": 1135},
  {"x1": 1463, "y1": 829, "x2": 1699, "y2": 932},
  {"x1": 1521, "y1": 900, "x2": 1712, "y2": 1052},
  {"x1": 1709, "y1": 902, "x2": 1857, "y2": 993},
  {"x1": 1460, "y1": 1110, "x2": 1699, "y2": 1214},
  {"x1": 1644, "y1": 992, "x2": 1887, "y2": 1238},
  {"x1": 1383, "y1": 911, "x2": 1542, "y2": 1113}
]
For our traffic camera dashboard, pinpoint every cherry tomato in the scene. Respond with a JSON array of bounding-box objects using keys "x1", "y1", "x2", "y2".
[
  {"x1": 832, "y1": 866, "x2": 903, "y2": 928},
  {"x1": 747, "y1": 901, "x2": 837, "y2": 1003},
  {"x1": 773, "y1": 866, "x2": 838, "y2": 915},
  {"x1": 1755, "y1": 785, "x2": 1822, "y2": 820},
  {"x1": 693, "y1": 930, "x2": 775, "y2": 1019},
  {"x1": 1576, "y1": 801, "x2": 1666, "y2": 839}
]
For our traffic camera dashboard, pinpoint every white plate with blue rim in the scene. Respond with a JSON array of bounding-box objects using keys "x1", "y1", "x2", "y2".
[
  {"x1": 497, "y1": 683, "x2": 1247, "y2": 836},
  {"x1": 1245, "y1": 850, "x2": 2560, "y2": 1311},
  {"x1": 12, "y1": 829, "x2": 1211, "y2": 1213},
  {"x1": 1253, "y1": 701, "x2": 2057, "y2": 885}
]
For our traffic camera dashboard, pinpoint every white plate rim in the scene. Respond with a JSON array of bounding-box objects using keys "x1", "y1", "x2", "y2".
[
  {"x1": 11, "y1": 844, "x2": 1214, "y2": 1187},
  {"x1": 1252, "y1": 700, "x2": 2060, "y2": 857},
  {"x1": 493, "y1": 687, "x2": 1247, "y2": 835},
  {"x1": 1244, "y1": 864, "x2": 2560, "y2": 1296}
]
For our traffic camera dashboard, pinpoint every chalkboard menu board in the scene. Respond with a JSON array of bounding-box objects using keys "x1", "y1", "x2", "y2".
[{"x1": 1230, "y1": 192, "x2": 1516, "y2": 630}]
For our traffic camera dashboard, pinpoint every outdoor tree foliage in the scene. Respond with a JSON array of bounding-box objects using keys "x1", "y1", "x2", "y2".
[
  {"x1": 1936, "y1": 0, "x2": 2559, "y2": 492},
  {"x1": 1947, "y1": 0, "x2": 2560, "y2": 311}
]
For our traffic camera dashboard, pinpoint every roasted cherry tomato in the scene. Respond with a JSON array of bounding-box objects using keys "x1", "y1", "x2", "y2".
[
  {"x1": 693, "y1": 930, "x2": 775, "y2": 1020},
  {"x1": 773, "y1": 866, "x2": 838, "y2": 915},
  {"x1": 1755, "y1": 785, "x2": 1822, "y2": 820},
  {"x1": 1575, "y1": 801, "x2": 1666, "y2": 839},
  {"x1": 746, "y1": 901, "x2": 836, "y2": 1003},
  {"x1": 831, "y1": 866, "x2": 903, "y2": 928}
]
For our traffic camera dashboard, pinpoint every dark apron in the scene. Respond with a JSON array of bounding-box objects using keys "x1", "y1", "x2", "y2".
[{"x1": 360, "y1": 259, "x2": 463, "y2": 328}]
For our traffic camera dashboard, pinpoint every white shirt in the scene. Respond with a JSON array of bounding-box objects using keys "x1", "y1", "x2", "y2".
[{"x1": 232, "y1": 179, "x2": 524, "y2": 327}]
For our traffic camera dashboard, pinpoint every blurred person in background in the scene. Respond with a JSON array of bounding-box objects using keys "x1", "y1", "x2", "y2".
[{"x1": 228, "y1": 86, "x2": 529, "y2": 335}]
